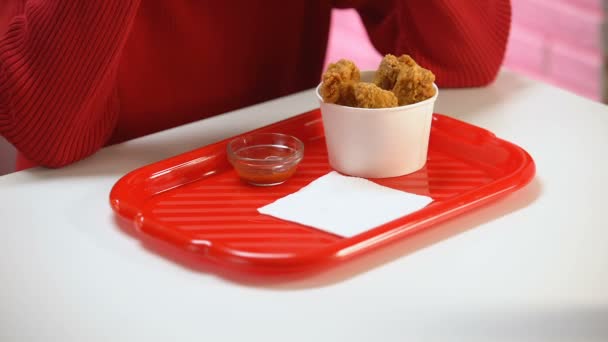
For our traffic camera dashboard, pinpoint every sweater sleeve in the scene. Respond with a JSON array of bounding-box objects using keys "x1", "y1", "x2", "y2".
[
  {"x1": 334, "y1": 0, "x2": 512, "y2": 88},
  {"x1": 0, "y1": 1, "x2": 140, "y2": 167}
]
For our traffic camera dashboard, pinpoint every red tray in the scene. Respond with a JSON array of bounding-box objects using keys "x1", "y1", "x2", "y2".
[{"x1": 110, "y1": 109, "x2": 535, "y2": 275}]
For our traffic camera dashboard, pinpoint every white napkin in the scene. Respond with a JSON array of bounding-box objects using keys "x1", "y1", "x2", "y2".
[{"x1": 258, "y1": 171, "x2": 433, "y2": 237}]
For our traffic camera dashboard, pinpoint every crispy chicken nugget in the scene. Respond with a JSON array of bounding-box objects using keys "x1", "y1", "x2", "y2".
[
  {"x1": 397, "y1": 54, "x2": 418, "y2": 67},
  {"x1": 353, "y1": 82, "x2": 398, "y2": 108},
  {"x1": 325, "y1": 59, "x2": 360, "y2": 81},
  {"x1": 373, "y1": 54, "x2": 402, "y2": 90},
  {"x1": 320, "y1": 59, "x2": 360, "y2": 105},
  {"x1": 320, "y1": 72, "x2": 357, "y2": 106},
  {"x1": 373, "y1": 54, "x2": 436, "y2": 105},
  {"x1": 392, "y1": 65, "x2": 436, "y2": 106}
]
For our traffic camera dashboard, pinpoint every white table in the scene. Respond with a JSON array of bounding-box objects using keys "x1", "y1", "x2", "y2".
[{"x1": 1, "y1": 71, "x2": 607, "y2": 342}]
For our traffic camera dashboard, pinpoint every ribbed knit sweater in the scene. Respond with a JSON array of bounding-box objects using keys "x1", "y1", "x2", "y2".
[{"x1": 0, "y1": 1, "x2": 511, "y2": 169}]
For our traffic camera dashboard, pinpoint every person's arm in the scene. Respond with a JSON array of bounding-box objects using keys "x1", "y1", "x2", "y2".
[
  {"x1": 0, "y1": 1, "x2": 140, "y2": 167},
  {"x1": 335, "y1": 0, "x2": 511, "y2": 87}
]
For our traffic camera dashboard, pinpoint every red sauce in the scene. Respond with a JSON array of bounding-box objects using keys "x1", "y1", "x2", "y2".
[{"x1": 235, "y1": 166, "x2": 298, "y2": 186}]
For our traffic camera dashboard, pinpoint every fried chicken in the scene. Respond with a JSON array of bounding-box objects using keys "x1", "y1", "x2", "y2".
[
  {"x1": 372, "y1": 54, "x2": 402, "y2": 90},
  {"x1": 320, "y1": 72, "x2": 358, "y2": 106},
  {"x1": 320, "y1": 59, "x2": 360, "y2": 105},
  {"x1": 373, "y1": 54, "x2": 436, "y2": 105},
  {"x1": 321, "y1": 55, "x2": 435, "y2": 108},
  {"x1": 397, "y1": 54, "x2": 418, "y2": 67},
  {"x1": 392, "y1": 63, "x2": 436, "y2": 105},
  {"x1": 353, "y1": 82, "x2": 398, "y2": 108},
  {"x1": 325, "y1": 59, "x2": 360, "y2": 81}
]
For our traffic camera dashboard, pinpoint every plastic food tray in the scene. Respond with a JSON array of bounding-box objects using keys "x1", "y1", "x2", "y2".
[{"x1": 110, "y1": 109, "x2": 535, "y2": 275}]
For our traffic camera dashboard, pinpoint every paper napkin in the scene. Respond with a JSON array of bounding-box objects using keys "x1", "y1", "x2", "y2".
[{"x1": 258, "y1": 171, "x2": 433, "y2": 237}]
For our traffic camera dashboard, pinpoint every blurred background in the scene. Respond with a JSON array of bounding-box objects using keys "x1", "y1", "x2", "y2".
[{"x1": 0, "y1": 0, "x2": 605, "y2": 175}]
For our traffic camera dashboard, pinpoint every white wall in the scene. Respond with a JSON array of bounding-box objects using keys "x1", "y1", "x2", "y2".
[{"x1": 0, "y1": 136, "x2": 16, "y2": 175}]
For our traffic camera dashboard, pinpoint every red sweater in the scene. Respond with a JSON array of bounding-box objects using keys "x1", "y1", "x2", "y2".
[{"x1": 0, "y1": 1, "x2": 511, "y2": 169}]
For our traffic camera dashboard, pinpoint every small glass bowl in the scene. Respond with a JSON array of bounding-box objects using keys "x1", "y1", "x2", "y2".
[{"x1": 227, "y1": 133, "x2": 304, "y2": 186}]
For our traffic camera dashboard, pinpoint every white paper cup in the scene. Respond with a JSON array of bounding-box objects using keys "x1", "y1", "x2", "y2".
[{"x1": 316, "y1": 70, "x2": 438, "y2": 178}]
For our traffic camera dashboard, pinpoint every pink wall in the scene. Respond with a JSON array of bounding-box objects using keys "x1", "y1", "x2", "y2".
[
  {"x1": 324, "y1": 10, "x2": 382, "y2": 72},
  {"x1": 507, "y1": 0, "x2": 604, "y2": 100}
]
